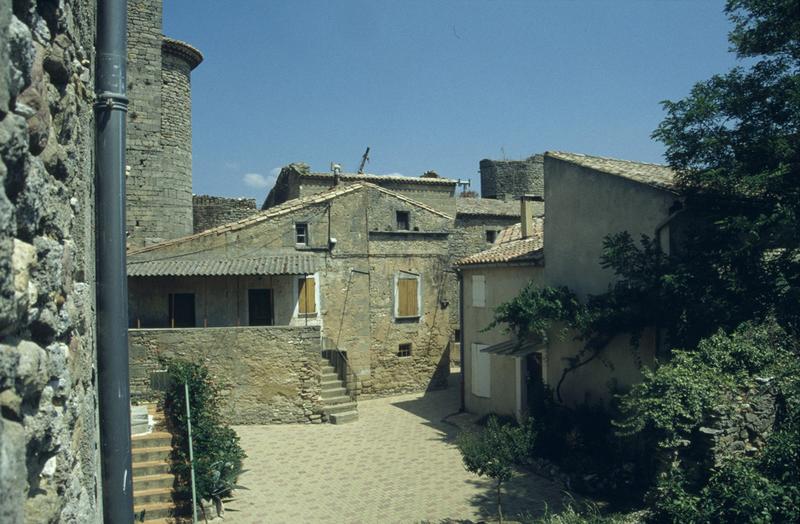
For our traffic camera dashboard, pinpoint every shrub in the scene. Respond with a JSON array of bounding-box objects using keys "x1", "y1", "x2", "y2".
[
  {"x1": 456, "y1": 415, "x2": 537, "y2": 523},
  {"x1": 163, "y1": 360, "x2": 247, "y2": 516}
]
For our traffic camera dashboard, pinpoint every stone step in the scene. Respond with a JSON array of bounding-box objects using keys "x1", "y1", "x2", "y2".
[
  {"x1": 320, "y1": 378, "x2": 344, "y2": 388},
  {"x1": 320, "y1": 365, "x2": 336, "y2": 375},
  {"x1": 132, "y1": 445, "x2": 172, "y2": 463},
  {"x1": 320, "y1": 387, "x2": 347, "y2": 399},
  {"x1": 329, "y1": 410, "x2": 359, "y2": 424},
  {"x1": 132, "y1": 431, "x2": 172, "y2": 450},
  {"x1": 133, "y1": 487, "x2": 181, "y2": 506},
  {"x1": 133, "y1": 501, "x2": 189, "y2": 522},
  {"x1": 133, "y1": 473, "x2": 175, "y2": 491},
  {"x1": 133, "y1": 460, "x2": 171, "y2": 477},
  {"x1": 323, "y1": 401, "x2": 357, "y2": 414}
]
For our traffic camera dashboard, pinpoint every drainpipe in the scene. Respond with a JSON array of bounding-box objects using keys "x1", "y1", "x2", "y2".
[
  {"x1": 95, "y1": 0, "x2": 134, "y2": 522},
  {"x1": 457, "y1": 269, "x2": 465, "y2": 411}
]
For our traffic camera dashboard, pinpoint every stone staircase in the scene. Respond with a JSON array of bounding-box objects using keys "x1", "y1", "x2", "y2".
[
  {"x1": 131, "y1": 405, "x2": 189, "y2": 522},
  {"x1": 319, "y1": 358, "x2": 359, "y2": 424}
]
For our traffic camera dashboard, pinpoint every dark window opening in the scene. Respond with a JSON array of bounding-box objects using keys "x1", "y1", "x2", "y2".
[
  {"x1": 454, "y1": 328, "x2": 461, "y2": 341},
  {"x1": 168, "y1": 293, "x2": 195, "y2": 328},
  {"x1": 398, "y1": 343, "x2": 412, "y2": 357},
  {"x1": 396, "y1": 211, "x2": 410, "y2": 231},
  {"x1": 248, "y1": 289, "x2": 274, "y2": 326},
  {"x1": 295, "y1": 223, "x2": 308, "y2": 245},
  {"x1": 485, "y1": 230, "x2": 497, "y2": 243}
]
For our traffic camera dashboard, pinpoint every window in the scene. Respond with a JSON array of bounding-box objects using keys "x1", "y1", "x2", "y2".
[
  {"x1": 485, "y1": 230, "x2": 497, "y2": 243},
  {"x1": 297, "y1": 275, "x2": 317, "y2": 315},
  {"x1": 398, "y1": 343, "x2": 412, "y2": 357},
  {"x1": 248, "y1": 289, "x2": 273, "y2": 326},
  {"x1": 395, "y1": 273, "x2": 420, "y2": 318},
  {"x1": 396, "y1": 211, "x2": 410, "y2": 230},
  {"x1": 471, "y1": 343, "x2": 491, "y2": 397},
  {"x1": 472, "y1": 275, "x2": 486, "y2": 307},
  {"x1": 168, "y1": 293, "x2": 195, "y2": 328},
  {"x1": 295, "y1": 223, "x2": 308, "y2": 245}
]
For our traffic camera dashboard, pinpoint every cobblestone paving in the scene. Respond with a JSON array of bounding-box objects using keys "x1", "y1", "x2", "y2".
[{"x1": 226, "y1": 380, "x2": 567, "y2": 523}]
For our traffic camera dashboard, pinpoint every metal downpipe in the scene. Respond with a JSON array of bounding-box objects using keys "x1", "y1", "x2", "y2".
[{"x1": 95, "y1": 0, "x2": 134, "y2": 521}]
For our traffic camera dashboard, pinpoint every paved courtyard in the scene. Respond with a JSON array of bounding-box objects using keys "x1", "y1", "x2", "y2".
[{"x1": 225, "y1": 378, "x2": 568, "y2": 523}]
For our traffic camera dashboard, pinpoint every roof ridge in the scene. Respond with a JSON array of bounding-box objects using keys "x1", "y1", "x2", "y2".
[{"x1": 545, "y1": 150, "x2": 671, "y2": 169}]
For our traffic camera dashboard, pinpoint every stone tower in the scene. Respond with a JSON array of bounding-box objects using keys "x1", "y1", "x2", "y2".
[
  {"x1": 479, "y1": 154, "x2": 544, "y2": 201},
  {"x1": 126, "y1": 0, "x2": 203, "y2": 246}
]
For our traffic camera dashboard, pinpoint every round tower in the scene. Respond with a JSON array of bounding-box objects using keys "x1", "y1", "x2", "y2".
[
  {"x1": 479, "y1": 154, "x2": 544, "y2": 201},
  {"x1": 125, "y1": 0, "x2": 203, "y2": 246}
]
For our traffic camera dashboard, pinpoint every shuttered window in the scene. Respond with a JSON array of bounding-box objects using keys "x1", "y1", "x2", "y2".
[
  {"x1": 298, "y1": 276, "x2": 316, "y2": 315},
  {"x1": 472, "y1": 275, "x2": 486, "y2": 307},
  {"x1": 395, "y1": 274, "x2": 420, "y2": 318}
]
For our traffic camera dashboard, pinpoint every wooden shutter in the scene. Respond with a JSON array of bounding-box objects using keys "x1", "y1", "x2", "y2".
[
  {"x1": 472, "y1": 275, "x2": 486, "y2": 307},
  {"x1": 298, "y1": 276, "x2": 316, "y2": 314},
  {"x1": 397, "y1": 277, "x2": 418, "y2": 317}
]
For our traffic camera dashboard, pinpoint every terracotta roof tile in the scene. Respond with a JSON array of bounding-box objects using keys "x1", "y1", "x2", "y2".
[
  {"x1": 456, "y1": 198, "x2": 521, "y2": 217},
  {"x1": 456, "y1": 219, "x2": 543, "y2": 266}
]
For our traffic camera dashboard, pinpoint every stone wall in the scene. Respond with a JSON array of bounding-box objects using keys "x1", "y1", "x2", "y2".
[
  {"x1": 126, "y1": 1, "x2": 200, "y2": 246},
  {"x1": 129, "y1": 326, "x2": 325, "y2": 424},
  {"x1": 1, "y1": 1, "x2": 100, "y2": 522},
  {"x1": 193, "y1": 194, "x2": 257, "y2": 233},
  {"x1": 480, "y1": 154, "x2": 544, "y2": 201}
]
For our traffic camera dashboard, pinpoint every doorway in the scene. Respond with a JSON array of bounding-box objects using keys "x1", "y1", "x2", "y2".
[
  {"x1": 168, "y1": 293, "x2": 196, "y2": 328},
  {"x1": 525, "y1": 352, "x2": 545, "y2": 417},
  {"x1": 248, "y1": 289, "x2": 274, "y2": 326}
]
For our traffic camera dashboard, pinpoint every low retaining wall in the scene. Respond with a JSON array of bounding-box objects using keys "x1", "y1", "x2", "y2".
[{"x1": 129, "y1": 326, "x2": 324, "y2": 424}]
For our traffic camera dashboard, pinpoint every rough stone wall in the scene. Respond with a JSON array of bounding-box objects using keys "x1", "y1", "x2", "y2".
[
  {"x1": 480, "y1": 154, "x2": 544, "y2": 201},
  {"x1": 1, "y1": 1, "x2": 100, "y2": 522},
  {"x1": 126, "y1": 0, "x2": 196, "y2": 246},
  {"x1": 129, "y1": 326, "x2": 325, "y2": 424},
  {"x1": 192, "y1": 194, "x2": 257, "y2": 233}
]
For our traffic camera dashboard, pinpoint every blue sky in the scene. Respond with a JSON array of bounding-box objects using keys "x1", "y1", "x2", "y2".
[{"x1": 163, "y1": 1, "x2": 737, "y2": 202}]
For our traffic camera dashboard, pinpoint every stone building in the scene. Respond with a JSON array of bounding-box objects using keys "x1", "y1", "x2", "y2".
[
  {"x1": 192, "y1": 194, "x2": 258, "y2": 233},
  {"x1": 126, "y1": 0, "x2": 203, "y2": 247},
  {"x1": 479, "y1": 154, "x2": 544, "y2": 201},
  {"x1": 1, "y1": 0, "x2": 101, "y2": 521},
  {"x1": 128, "y1": 182, "x2": 459, "y2": 423}
]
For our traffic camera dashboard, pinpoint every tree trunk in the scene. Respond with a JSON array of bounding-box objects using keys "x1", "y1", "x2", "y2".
[{"x1": 496, "y1": 479, "x2": 504, "y2": 523}]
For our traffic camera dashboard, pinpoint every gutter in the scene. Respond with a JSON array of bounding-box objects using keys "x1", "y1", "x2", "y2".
[{"x1": 95, "y1": 0, "x2": 134, "y2": 521}]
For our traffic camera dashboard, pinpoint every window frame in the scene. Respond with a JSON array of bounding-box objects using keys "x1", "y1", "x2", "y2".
[
  {"x1": 394, "y1": 271, "x2": 422, "y2": 320},
  {"x1": 397, "y1": 343, "x2": 412, "y2": 357},
  {"x1": 295, "y1": 222, "x2": 308, "y2": 246},
  {"x1": 293, "y1": 273, "x2": 319, "y2": 317},
  {"x1": 485, "y1": 230, "x2": 497, "y2": 243}
]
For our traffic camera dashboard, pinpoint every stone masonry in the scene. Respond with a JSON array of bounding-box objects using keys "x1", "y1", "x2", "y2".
[
  {"x1": 1, "y1": 0, "x2": 100, "y2": 521},
  {"x1": 129, "y1": 326, "x2": 324, "y2": 424},
  {"x1": 126, "y1": 0, "x2": 202, "y2": 246},
  {"x1": 480, "y1": 154, "x2": 544, "y2": 201},
  {"x1": 192, "y1": 194, "x2": 258, "y2": 233}
]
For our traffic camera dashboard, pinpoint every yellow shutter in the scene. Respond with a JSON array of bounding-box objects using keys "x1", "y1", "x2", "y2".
[
  {"x1": 398, "y1": 278, "x2": 418, "y2": 317},
  {"x1": 298, "y1": 276, "x2": 316, "y2": 314}
]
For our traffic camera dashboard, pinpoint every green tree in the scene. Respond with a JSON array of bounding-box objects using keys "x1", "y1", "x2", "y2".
[{"x1": 456, "y1": 416, "x2": 536, "y2": 523}]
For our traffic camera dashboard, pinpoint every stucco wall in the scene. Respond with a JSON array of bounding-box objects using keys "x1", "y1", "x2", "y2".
[
  {"x1": 541, "y1": 156, "x2": 677, "y2": 405},
  {"x1": 129, "y1": 326, "x2": 325, "y2": 424},
  {"x1": 461, "y1": 265, "x2": 543, "y2": 418},
  {"x1": 1, "y1": 1, "x2": 100, "y2": 521}
]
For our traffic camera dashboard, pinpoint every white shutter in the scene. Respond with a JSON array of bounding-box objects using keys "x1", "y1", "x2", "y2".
[
  {"x1": 472, "y1": 275, "x2": 486, "y2": 307},
  {"x1": 471, "y1": 343, "x2": 491, "y2": 398}
]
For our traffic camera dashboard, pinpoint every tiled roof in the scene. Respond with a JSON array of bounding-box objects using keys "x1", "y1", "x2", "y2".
[
  {"x1": 456, "y1": 220, "x2": 544, "y2": 266},
  {"x1": 129, "y1": 182, "x2": 453, "y2": 257},
  {"x1": 128, "y1": 255, "x2": 319, "y2": 277},
  {"x1": 303, "y1": 172, "x2": 457, "y2": 186},
  {"x1": 455, "y1": 198, "x2": 520, "y2": 217},
  {"x1": 545, "y1": 151, "x2": 676, "y2": 190}
]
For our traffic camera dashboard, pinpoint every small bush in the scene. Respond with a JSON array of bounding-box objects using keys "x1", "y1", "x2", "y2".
[
  {"x1": 457, "y1": 415, "x2": 537, "y2": 522},
  {"x1": 163, "y1": 360, "x2": 247, "y2": 513}
]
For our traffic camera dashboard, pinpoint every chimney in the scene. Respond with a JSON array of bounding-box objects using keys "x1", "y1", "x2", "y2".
[{"x1": 520, "y1": 195, "x2": 543, "y2": 238}]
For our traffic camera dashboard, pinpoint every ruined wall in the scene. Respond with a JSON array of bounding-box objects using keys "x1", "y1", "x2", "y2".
[
  {"x1": 193, "y1": 194, "x2": 257, "y2": 233},
  {"x1": 1, "y1": 1, "x2": 100, "y2": 521},
  {"x1": 129, "y1": 326, "x2": 324, "y2": 424},
  {"x1": 480, "y1": 154, "x2": 544, "y2": 201}
]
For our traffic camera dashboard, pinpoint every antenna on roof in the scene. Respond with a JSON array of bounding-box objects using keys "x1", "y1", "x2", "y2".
[
  {"x1": 457, "y1": 179, "x2": 471, "y2": 194},
  {"x1": 357, "y1": 147, "x2": 370, "y2": 174}
]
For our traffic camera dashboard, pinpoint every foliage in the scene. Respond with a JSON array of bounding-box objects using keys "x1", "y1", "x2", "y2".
[
  {"x1": 163, "y1": 359, "x2": 247, "y2": 511},
  {"x1": 456, "y1": 416, "x2": 537, "y2": 522},
  {"x1": 527, "y1": 497, "x2": 635, "y2": 524}
]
